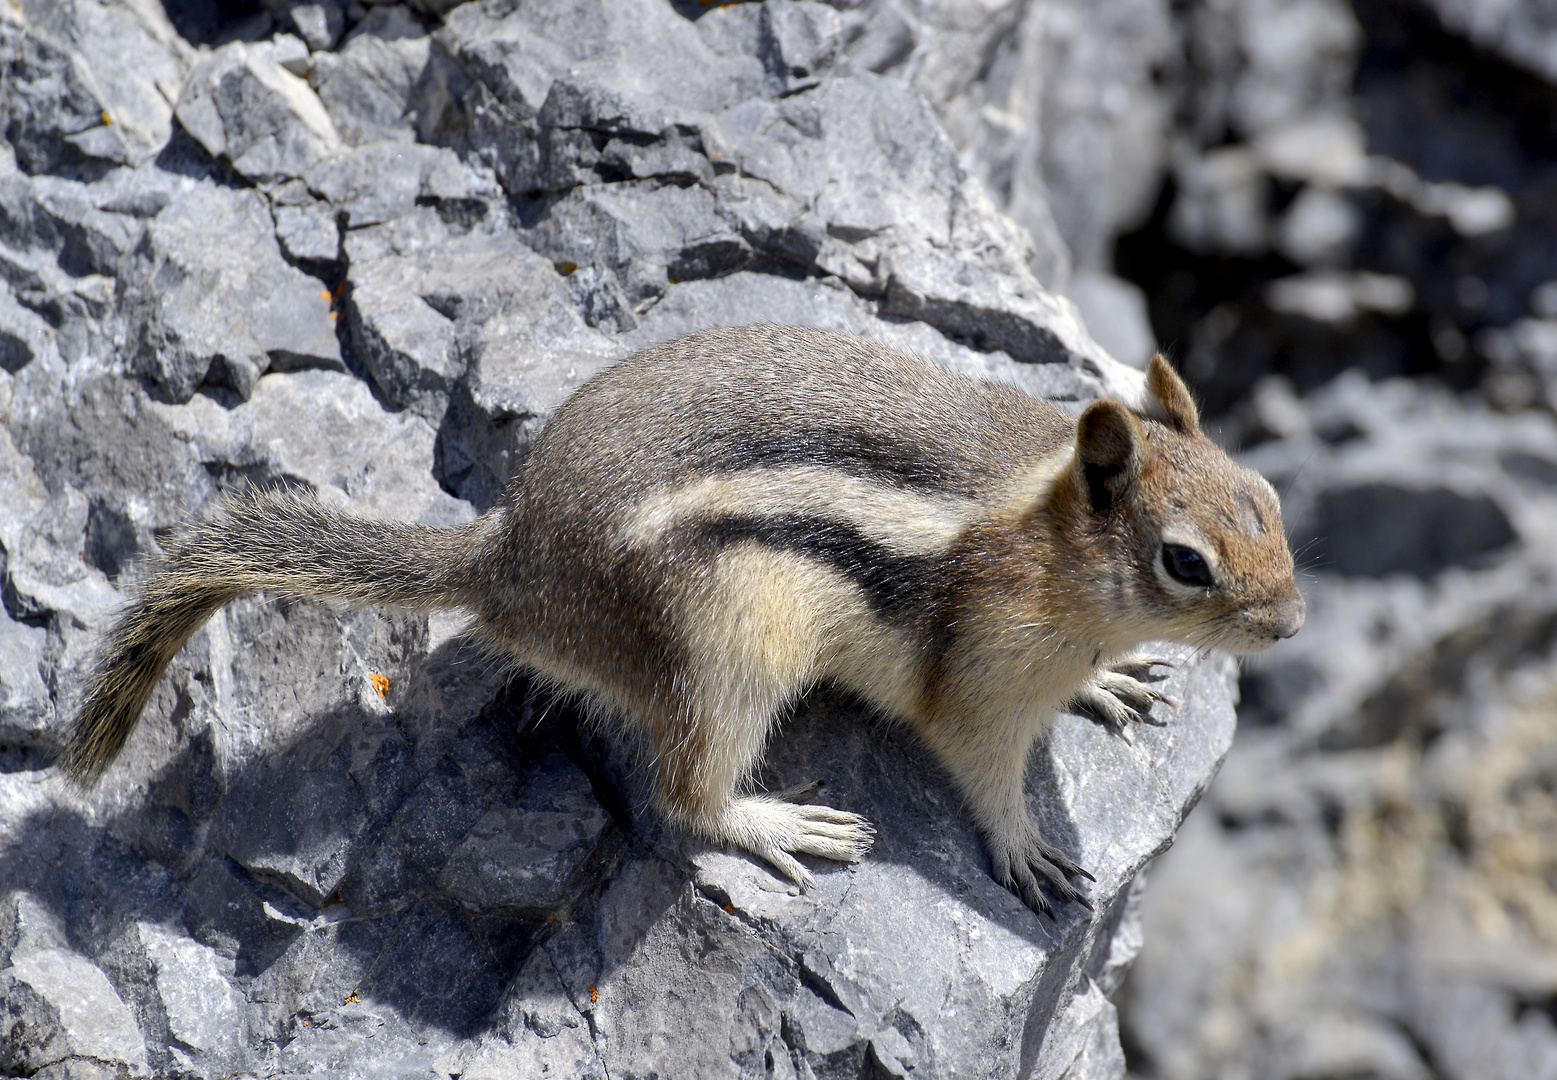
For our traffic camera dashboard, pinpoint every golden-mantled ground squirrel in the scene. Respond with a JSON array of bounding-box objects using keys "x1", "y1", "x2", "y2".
[{"x1": 64, "y1": 326, "x2": 1304, "y2": 915}]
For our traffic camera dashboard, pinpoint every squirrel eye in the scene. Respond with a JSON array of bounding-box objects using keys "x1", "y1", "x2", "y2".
[{"x1": 1162, "y1": 543, "x2": 1214, "y2": 587}]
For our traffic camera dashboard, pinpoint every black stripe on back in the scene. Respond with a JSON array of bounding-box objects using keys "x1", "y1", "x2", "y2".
[
  {"x1": 706, "y1": 428, "x2": 977, "y2": 497},
  {"x1": 692, "y1": 513, "x2": 947, "y2": 626}
]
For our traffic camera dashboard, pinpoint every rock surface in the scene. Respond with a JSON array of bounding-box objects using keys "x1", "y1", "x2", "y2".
[{"x1": 0, "y1": 1, "x2": 1233, "y2": 1079}]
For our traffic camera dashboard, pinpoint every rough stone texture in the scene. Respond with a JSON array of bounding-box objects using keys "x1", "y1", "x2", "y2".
[
  {"x1": 123, "y1": 179, "x2": 343, "y2": 401},
  {"x1": 0, "y1": 0, "x2": 190, "y2": 176},
  {"x1": 312, "y1": 5, "x2": 432, "y2": 147},
  {"x1": 441, "y1": 0, "x2": 1122, "y2": 381},
  {"x1": 175, "y1": 38, "x2": 342, "y2": 184}
]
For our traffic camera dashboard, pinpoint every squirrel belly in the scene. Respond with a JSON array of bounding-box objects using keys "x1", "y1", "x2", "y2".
[{"x1": 64, "y1": 325, "x2": 1305, "y2": 918}]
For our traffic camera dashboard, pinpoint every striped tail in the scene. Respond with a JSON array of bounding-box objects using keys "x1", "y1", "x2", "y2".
[{"x1": 60, "y1": 487, "x2": 487, "y2": 784}]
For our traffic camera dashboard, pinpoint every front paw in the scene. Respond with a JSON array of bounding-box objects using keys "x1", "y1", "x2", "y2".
[
  {"x1": 988, "y1": 830, "x2": 1095, "y2": 919},
  {"x1": 1069, "y1": 654, "x2": 1174, "y2": 736}
]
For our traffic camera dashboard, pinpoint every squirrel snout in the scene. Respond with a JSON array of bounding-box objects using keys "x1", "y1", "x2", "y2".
[{"x1": 1272, "y1": 593, "x2": 1306, "y2": 640}]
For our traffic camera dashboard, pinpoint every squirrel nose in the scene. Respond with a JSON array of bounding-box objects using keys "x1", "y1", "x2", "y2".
[{"x1": 1273, "y1": 593, "x2": 1306, "y2": 639}]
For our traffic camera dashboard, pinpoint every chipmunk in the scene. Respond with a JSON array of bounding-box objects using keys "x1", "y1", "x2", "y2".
[{"x1": 63, "y1": 325, "x2": 1304, "y2": 916}]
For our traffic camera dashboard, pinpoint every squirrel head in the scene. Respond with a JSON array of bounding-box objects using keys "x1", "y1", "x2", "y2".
[{"x1": 1048, "y1": 354, "x2": 1305, "y2": 655}]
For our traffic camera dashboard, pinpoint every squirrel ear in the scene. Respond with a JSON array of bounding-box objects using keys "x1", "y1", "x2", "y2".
[
  {"x1": 1145, "y1": 353, "x2": 1201, "y2": 433},
  {"x1": 1075, "y1": 399, "x2": 1146, "y2": 513}
]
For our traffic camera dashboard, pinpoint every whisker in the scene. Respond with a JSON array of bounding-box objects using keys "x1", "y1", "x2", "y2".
[{"x1": 1280, "y1": 451, "x2": 1318, "y2": 506}]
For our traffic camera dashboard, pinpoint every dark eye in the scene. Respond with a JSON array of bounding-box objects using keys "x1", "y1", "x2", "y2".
[{"x1": 1162, "y1": 544, "x2": 1214, "y2": 587}]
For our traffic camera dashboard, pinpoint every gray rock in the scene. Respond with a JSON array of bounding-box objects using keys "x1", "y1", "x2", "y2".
[
  {"x1": 718, "y1": 71, "x2": 1117, "y2": 377},
  {"x1": 542, "y1": 653, "x2": 1237, "y2": 1079},
  {"x1": 0, "y1": 158, "x2": 185, "y2": 369},
  {"x1": 0, "y1": 282, "x2": 56, "y2": 372},
  {"x1": 122, "y1": 179, "x2": 342, "y2": 401},
  {"x1": 289, "y1": 1, "x2": 346, "y2": 51},
  {"x1": 520, "y1": 180, "x2": 750, "y2": 309},
  {"x1": 857, "y1": 0, "x2": 1174, "y2": 284},
  {"x1": 174, "y1": 39, "x2": 342, "y2": 183},
  {"x1": 0, "y1": 422, "x2": 119, "y2": 637},
  {"x1": 273, "y1": 199, "x2": 341, "y2": 265},
  {"x1": 444, "y1": 0, "x2": 764, "y2": 137},
  {"x1": 760, "y1": 0, "x2": 844, "y2": 92},
  {"x1": 344, "y1": 205, "x2": 621, "y2": 428},
  {"x1": 456, "y1": 949, "x2": 606, "y2": 1078},
  {"x1": 1274, "y1": 184, "x2": 1363, "y2": 266},
  {"x1": 8, "y1": 372, "x2": 215, "y2": 542},
  {"x1": 0, "y1": 0, "x2": 188, "y2": 175},
  {"x1": 313, "y1": 5, "x2": 430, "y2": 146},
  {"x1": 208, "y1": 694, "x2": 416, "y2": 906},
  {"x1": 181, "y1": 855, "x2": 310, "y2": 978},
  {"x1": 1225, "y1": 0, "x2": 1361, "y2": 138},
  {"x1": 137, "y1": 921, "x2": 246, "y2": 1062},
  {"x1": 1304, "y1": 481, "x2": 1517, "y2": 578},
  {"x1": 345, "y1": 249, "x2": 462, "y2": 417},
  {"x1": 1422, "y1": 0, "x2": 1557, "y2": 85},
  {"x1": 1067, "y1": 271, "x2": 1156, "y2": 368},
  {"x1": 622, "y1": 271, "x2": 1125, "y2": 405},
  {"x1": 0, "y1": 23, "x2": 113, "y2": 178},
  {"x1": 1168, "y1": 145, "x2": 1270, "y2": 255},
  {"x1": 305, "y1": 141, "x2": 468, "y2": 229},
  {"x1": 3, "y1": 946, "x2": 149, "y2": 1072},
  {"x1": 446, "y1": 0, "x2": 1126, "y2": 390},
  {"x1": 0, "y1": 371, "x2": 240, "y2": 748},
  {"x1": 436, "y1": 756, "x2": 613, "y2": 911},
  {"x1": 272, "y1": 32, "x2": 312, "y2": 77},
  {"x1": 0, "y1": 613, "x2": 51, "y2": 748},
  {"x1": 147, "y1": 366, "x2": 472, "y2": 526}
]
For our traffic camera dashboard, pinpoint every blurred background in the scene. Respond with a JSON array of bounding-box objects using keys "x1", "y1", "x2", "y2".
[{"x1": 19, "y1": 0, "x2": 1557, "y2": 1073}]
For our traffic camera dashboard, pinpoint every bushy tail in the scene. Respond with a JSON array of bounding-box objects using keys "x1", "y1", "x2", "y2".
[{"x1": 61, "y1": 487, "x2": 489, "y2": 784}]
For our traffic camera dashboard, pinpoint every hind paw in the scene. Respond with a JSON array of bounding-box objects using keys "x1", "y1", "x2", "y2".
[{"x1": 717, "y1": 792, "x2": 875, "y2": 890}]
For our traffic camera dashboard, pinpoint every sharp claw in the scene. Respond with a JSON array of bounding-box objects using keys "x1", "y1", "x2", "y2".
[
  {"x1": 1073, "y1": 892, "x2": 1095, "y2": 913},
  {"x1": 1075, "y1": 864, "x2": 1097, "y2": 883}
]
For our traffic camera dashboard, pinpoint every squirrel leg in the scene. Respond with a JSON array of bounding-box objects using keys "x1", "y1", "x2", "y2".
[
  {"x1": 652, "y1": 555, "x2": 876, "y2": 887},
  {"x1": 650, "y1": 699, "x2": 874, "y2": 891},
  {"x1": 1069, "y1": 654, "x2": 1174, "y2": 735},
  {"x1": 922, "y1": 712, "x2": 1093, "y2": 918}
]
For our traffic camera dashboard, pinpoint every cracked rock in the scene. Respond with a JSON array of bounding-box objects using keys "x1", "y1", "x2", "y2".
[
  {"x1": 313, "y1": 4, "x2": 431, "y2": 147},
  {"x1": 304, "y1": 141, "x2": 468, "y2": 229},
  {"x1": 122, "y1": 179, "x2": 342, "y2": 402},
  {"x1": 0, "y1": 0, "x2": 188, "y2": 175},
  {"x1": 344, "y1": 205, "x2": 621, "y2": 429},
  {"x1": 174, "y1": 38, "x2": 341, "y2": 183}
]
